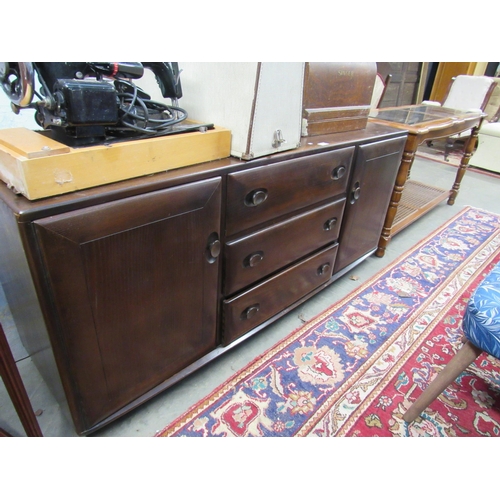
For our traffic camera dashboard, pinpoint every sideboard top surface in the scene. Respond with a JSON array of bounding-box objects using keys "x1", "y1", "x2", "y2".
[{"x1": 0, "y1": 122, "x2": 407, "y2": 222}]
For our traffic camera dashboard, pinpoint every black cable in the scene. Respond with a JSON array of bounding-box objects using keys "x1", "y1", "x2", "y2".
[
  {"x1": 25, "y1": 67, "x2": 189, "y2": 138},
  {"x1": 115, "y1": 79, "x2": 187, "y2": 135},
  {"x1": 32, "y1": 63, "x2": 53, "y2": 103}
]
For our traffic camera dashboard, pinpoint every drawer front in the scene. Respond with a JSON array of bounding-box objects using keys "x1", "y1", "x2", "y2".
[
  {"x1": 222, "y1": 244, "x2": 338, "y2": 345},
  {"x1": 224, "y1": 198, "x2": 345, "y2": 295},
  {"x1": 226, "y1": 147, "x2": 354, "y2": 236}
]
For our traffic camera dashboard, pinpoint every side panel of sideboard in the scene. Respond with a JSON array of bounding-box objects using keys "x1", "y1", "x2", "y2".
[{"x1": 0, "y1": 199, "x2": 71, "y2": 423}]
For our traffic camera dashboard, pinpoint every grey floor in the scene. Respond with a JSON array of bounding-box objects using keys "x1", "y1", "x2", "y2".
[{"x1": 1, "y1": 151, "x2": 500, "y2": 438}]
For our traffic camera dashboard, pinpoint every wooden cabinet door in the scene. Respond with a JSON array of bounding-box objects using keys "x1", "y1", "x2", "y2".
[
  {"x1": 333, "y1": 137, "x2": 406, "y2": 275},
  {"x1": 33, "y1": 178, "x2": 222, "y2": 433}
]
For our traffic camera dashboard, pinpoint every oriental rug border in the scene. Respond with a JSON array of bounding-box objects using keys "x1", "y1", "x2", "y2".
[{"x1": 157, "y1": 206, "x2": 500, "y2": 437}]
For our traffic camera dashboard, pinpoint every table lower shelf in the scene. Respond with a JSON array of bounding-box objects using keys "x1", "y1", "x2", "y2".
[{"x1": 392, "y1": 179, "x2": 450, "y2": 235}]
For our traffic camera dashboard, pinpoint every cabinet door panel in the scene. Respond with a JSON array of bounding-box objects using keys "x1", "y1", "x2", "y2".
[
  {"x1": 334, "y1": 137, "x2": 406, "y2": 274},
  {"x1": 34, "y1": 178, "x2": 221, "y2": 431}
]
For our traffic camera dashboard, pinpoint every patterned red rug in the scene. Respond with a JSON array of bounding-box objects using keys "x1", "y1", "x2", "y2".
[{"x1": 156, "y1": 207, "x2": 500, "y2": 437}]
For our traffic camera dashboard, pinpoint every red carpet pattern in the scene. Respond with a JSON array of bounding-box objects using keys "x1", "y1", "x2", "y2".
[{"x1": 157, "y1": 207, "x2": 500, "y2": 437}]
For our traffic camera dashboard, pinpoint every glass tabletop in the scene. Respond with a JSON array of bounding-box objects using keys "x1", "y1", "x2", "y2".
[{"x1": 369, "y1": 104, "x2": 480, "y2": 126}]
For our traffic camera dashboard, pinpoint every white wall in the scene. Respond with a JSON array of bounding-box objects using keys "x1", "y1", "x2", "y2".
[
  {"x1": 0, "y1": 89, "x2": 41, "y2": 130},
  {"x1": 0, "y1": 67, "x2": 173, "y2": 132}
]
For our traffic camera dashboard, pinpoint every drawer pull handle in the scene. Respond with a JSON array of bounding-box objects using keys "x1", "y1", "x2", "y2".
[
  {"x1": 244, "y1": 251, "x2": 264, "y2": 268},
  {"x1": 245, "y1": 189, "x2": 268, "y2": 207},
  {"x1": 324, "y1": 217, "x2": 338, "y2": 231},
  {"x1": 205, "y1": 232, "x2": 221, "y2": 263},
  {"x1": 332, "y1": 165, "x2": 346, "y2": 180},
  {"x1": 351, "y1": 182, "x2": 361, "y2": 204},
  {"x1": 317, "y1": 263, "x2": 331, "y2": 276},
  {"x1": 209, "y1": 239, "x2": 221, "y2": 258},
  {"x1": 241, "y1": 304, "x2": 260, "y2": 320}
]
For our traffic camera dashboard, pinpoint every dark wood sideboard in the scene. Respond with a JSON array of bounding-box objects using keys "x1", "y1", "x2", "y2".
[{"x1": 0, "y1": 123, "x2": 407, "y2": 434}]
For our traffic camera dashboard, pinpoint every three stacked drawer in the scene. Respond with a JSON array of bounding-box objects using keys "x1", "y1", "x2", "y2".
[{"x1": 222, "y1": 147, "x2": 355, "y2": 344}]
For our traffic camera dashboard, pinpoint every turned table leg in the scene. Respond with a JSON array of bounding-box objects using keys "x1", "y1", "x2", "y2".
[
  {"x1": 376, "y1": 137, "x2": 417, "y2": 257},
  {"x1": 448, "y1": 124, "x2": 481, "y2": 206}
]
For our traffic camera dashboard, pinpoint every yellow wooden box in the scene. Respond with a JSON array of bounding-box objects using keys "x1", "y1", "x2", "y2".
[{"x1": 0, "y1": 125, "x2": 231, "y2": 200}]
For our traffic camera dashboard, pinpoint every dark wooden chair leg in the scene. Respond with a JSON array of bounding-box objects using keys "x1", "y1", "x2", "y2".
[
  {"x1": 0, "y1": 322, "x2": 43, "y2": 437},
  {"x1": 403, "y1": 340, "x2": 483, "y2": 424}
]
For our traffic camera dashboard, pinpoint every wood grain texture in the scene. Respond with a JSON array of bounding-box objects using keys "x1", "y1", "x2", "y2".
[
  {"x1": 225, "y1": 147, "x2": 354, "y2": 236},
  {"x1": 0, "y1": 126, "x2": 230, "y2": 199},
  {"x1": 33, "y1": 177, "x2": 222, "y2": 431}
]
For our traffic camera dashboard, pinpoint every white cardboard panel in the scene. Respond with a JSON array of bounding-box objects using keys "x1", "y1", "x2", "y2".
[
  {"x1": 248, "y1": 62, "x2": 304, "y2": 159},
  {"x1": 178, "y1": 62, "x2": 304, "y2": 159}
]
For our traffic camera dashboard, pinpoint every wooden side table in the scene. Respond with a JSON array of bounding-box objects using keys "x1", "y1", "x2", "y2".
[
  {"x1": 369, "y1": 105, "x2": 485, "y2": 257},
  {"x1": 0, "y1": 321, "x2": 42, "y2": 437}
]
